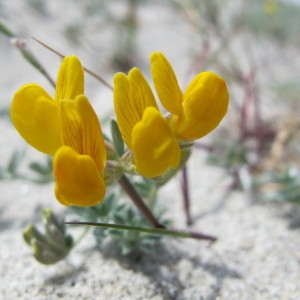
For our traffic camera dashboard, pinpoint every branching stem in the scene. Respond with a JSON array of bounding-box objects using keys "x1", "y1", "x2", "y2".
[{"x1": 117, "y1": 175, "x2": 217, "y2": 243}]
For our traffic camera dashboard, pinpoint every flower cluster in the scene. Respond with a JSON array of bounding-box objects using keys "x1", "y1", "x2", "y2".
[
  {"x1": 114, "y1": 52, "x2": 229, "y2": 178},
  {"x1": 11, "y1": 56, "x2": 106, "y2": 206},
  {"x1": 11, "y1": 52, "x2": 229, "y2": 207}
]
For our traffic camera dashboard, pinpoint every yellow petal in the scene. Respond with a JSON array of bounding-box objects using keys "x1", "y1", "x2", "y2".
[
  {"x1": 175, "y1": 72, "x2": 229, "y2": 140},
  {"x1": 10, "y1": 84, "x2": 61, "y2": 155},
  {"x1": 113, "y1": 68, "x2": 157, "y2": 149},
  {"x1": 59, "y1": 95, "x2": 106, "y2": 172},
  {"x1": 132, "y1": 107, "x2": 180, "y2": 178},
  {"x1": 53, "y1": 146, "x2": 106, "y2": 206},
  {"x1": 54, "y1": 55, "x2": 84, "y2": 102},
  {"x1": 150, "y1": 52, "x2": 183, "y2": 115},
  {"x1": 113, "y1": 72, "x2": 136, "y2": 149},
  {"x1": 128, "y1": 68, "x2": 158, "y2": 113}
]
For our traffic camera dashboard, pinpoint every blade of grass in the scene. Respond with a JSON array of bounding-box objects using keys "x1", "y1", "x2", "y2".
[{"x1": 65, "y1": 221, "x2": 217, "y2": 244}]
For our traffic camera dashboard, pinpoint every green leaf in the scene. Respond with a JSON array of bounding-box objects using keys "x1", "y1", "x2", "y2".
[
  {"x1": 29, "y1": 162, "x2": 48, "y2": 174},
  {"x1": 110, "y1": 119, "x2": 125, "y2": 157},
  {"x1": 113, "y1": 214, "x2": 126, "y2": 225},
  {"x1": 70, "y1": 206, "x2": 100, "y2": 222},
  {"x1": 0, "y1": 21, "x2": 15, "y2": 38},
  {"x1": 93, "y1": 227, "x2": 107, "y2": 242},
  {"x1": 7, "y1": 149, "x2": 24, "y2": 175},
  {"x1": 97, "y1": 192, "x2": 118, "y2": 218}
]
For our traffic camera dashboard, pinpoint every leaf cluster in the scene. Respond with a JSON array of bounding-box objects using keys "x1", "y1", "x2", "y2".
[
  {"x1": 0, "y1": 148, "x2": 53, "y2": 183},
  {"x1": 71, "y1": 183, "x2": 170, "y2": 255},
  {"x1": 23, "y1": 209, "x2": 73, "y2": 265}
]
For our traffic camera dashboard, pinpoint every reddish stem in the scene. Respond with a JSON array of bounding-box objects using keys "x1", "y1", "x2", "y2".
[{"x1": 118, "y1": 175, "x2": 165, "y2": 228}]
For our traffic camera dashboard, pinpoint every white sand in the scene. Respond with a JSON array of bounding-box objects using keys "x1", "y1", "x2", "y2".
[{"x1": 1, "y1": 1, "x2": 300, "y2": 299}]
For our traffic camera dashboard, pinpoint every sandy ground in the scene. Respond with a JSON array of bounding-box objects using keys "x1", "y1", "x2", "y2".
[{"x1": 1, "y1": 1, "x2": 300, "y2": 299}]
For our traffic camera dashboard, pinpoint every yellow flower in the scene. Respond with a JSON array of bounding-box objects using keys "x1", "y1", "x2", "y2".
[
  {"x1": 150, "y1": 52, "x2": 229, "y2": 141},
  {"x1": 113, "y1": 68, "x2": 180, "y2": 178},
  {"x1": 54, "y1": 95, "x2": 106, "y2": 206},
  {"x1": 263, "y1": 0, "x2": 279, "y2": 15},
  {"x1": 10, "y1": 55, "x2": 84, "y2": 155},
  {"x1": 11, "y1": 56, "x2": 106, "y2": 207}
]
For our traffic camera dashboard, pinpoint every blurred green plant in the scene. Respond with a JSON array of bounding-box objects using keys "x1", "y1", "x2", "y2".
[
  {"x1": 23, "y1": 187, "x2": 168, "y2": 263},
  {"x1": 21, "y1": 0, "x2": 140, "y2": 70},
  {"x1": 71, "y1": 185, "x2": 170, "y2": 255},
  {"x1": 273, "y1": 79, "x2": 300, "y2": 106},
  {"x1": 256, "y1": 166, "x2": 300, "y2": 205},
  {"x1": 0, "y1": 21, "x2": 55, "y2": 86},
  {"x1": 205, "y1": 140, "x2": 248, "y2": 171},
  {"x1": 242, "y1": 0, "x2": 300, "y2": 44},
  {"x1": 23, "y1": 209, "x2": 74, "y2": 265},
  {"x1": 26, "y1": 0, "x2": 48, "y2": 15},
  {"x1": 0, "y1": 148, "x2": 53, "y2": 183},
  {"x1": 0, "y1": 149, "x2": 25, "y2": 180},
  {"x1": 24, "y1": 177, "x2": 213, "y2": 264}
]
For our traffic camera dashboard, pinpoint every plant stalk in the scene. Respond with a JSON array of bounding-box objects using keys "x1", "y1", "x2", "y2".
[
  {"x1": 118, "y1": 175, "x2": 165, "y2": 228},
  {"x1": 117, "y1": 175, "x2": 217, "y2": 243},
  {"x1": 31, "y1": 37, "x2": 113, "y2": 90},
  {"x1": 65, "y1": 221, "x2": 217, "y2": 244},
  {"x1": 181, "y1": 165, "x2": 193, "y2": 226}
]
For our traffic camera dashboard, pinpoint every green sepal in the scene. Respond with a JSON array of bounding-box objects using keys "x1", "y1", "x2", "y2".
[{"x1": 156, "y1": 146, "x2": 192, "y2": 187}]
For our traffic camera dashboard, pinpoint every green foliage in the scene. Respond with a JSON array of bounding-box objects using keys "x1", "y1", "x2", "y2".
[
  {"x1": 110, "y1": 119, "x2": 125, "y2": 157},
  {"x1": 273, "y1": 79, "x2": 300, "y2": 105},
  {"x1": 0, "y1": 21, "x2": 15, "y2": 38},
  {"x1": 26, "y1": 0, "x2": 48, "y2": 15},
  {"x1": 71, "y1": 183, "x2": 170, "y2": 255},
  {"x1": 242, "y1": 0, "x2": 300, "y2": 44},
  {"x1": 206, "y1": 140, "x2": 248, "y2": 170},
  {"x1": 256, "y1": 167, "x2": 300, "y2": 205},
  {"x1": 131, "y1": 177, "x2": 158, "y2": 202},
  {"x1": 28, "y1": 156, "x2": 53, "y2": 183},
  {"x1": 0, "y1": 149, "x2": 24, "y2": 179},
  {"x1": 23, "y1": 209, "x2": 74, "y2": 265},
  {"x1": 0, "y1": 149, "x2": 53, "y2": 183}
]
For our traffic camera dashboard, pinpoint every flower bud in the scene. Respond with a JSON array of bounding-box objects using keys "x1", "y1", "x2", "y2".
[{"x1": 23, "y1": 209, "x2": 73, "y2": 265}]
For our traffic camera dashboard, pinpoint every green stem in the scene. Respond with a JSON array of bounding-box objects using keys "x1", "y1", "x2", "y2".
[{"x1": 65, "y1": 221, "x2": 217, "y2": 243}]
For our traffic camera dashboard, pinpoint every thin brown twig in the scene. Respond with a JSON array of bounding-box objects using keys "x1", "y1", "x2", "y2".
[
  {"x1": 118, "y1": 175, "x2": 165, "y2": 228},
  {"x1": 181, "y1": 165, "x2": 193, "y2": 226},
  {"x1": 12, "y1": 38, "x2": 56, "y2": 88},
  {"x1": 118, "y1": 175, "x2": 217, "y2": 243},
  {"x1": 31, "y1": 37, "x2": 114, "y2": 91}
]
